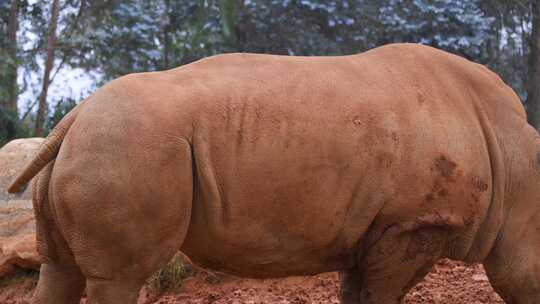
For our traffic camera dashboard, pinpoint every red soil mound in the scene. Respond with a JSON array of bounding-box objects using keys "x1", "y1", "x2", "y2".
[{"x1": 0, "y1": 259, "x2": 505, "y2": 304}]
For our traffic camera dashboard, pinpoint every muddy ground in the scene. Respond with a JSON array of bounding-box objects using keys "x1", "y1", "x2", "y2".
[{"x1": 0, "y1": 259, "x2": 504, "y2": 304}]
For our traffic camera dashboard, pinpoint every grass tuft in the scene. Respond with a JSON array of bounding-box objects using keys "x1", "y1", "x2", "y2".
[
  {"x1": 147, "y1": 254, "x2": 192, "y2": 295},
  {"x1": 0, "y1": 268, "x2": 39, "y2": 289}
]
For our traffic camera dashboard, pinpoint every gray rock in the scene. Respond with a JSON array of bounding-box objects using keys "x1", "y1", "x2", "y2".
[{"x1": 0, "y1": 138, "x2": 44, "y2": 277}]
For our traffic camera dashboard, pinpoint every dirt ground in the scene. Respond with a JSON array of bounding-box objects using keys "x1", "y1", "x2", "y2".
[{"x1": 0, "y1": 259, "x2": 504, "y2": 304}]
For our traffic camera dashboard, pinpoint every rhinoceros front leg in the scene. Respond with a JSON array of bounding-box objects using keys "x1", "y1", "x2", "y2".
[
  {"x1": 33, "y1": 263, "x2": 86, "y2": 304},
  {"x1": 483, "y1": 211, "x2": 540, "y2": 304},
  {"x1": 355, "y1": 225, "x2": 445, "y2": 304},
  {"x1": 339, "y1": 268, "x2": 363, "y2": 304}
]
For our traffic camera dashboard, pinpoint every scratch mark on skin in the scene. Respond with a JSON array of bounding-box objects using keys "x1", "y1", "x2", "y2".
[
  {"x1": 376, "y1": 152, "x2": 395, "y2": 169},
  {"x1": 470, "y1": 175, "x2": 488, "y2": 192},
  {"x1": 434, "y1": 155, "x2": 457, "y2": 180},
  {"x1": 417, "y1": 92, "x2": 426, "y2": 105}
]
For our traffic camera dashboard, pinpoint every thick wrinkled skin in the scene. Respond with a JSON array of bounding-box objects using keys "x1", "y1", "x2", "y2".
[{"x1": 16, "y1": 44, "x2": 540, "y2": 303}]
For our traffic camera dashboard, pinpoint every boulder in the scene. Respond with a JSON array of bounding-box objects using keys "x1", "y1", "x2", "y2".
[{"x1": 0, "y1": 138, "x2": 44, "y2": 277}]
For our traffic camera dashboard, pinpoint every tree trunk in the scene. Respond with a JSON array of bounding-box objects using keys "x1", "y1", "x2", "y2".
[
  {"x1": 528, "y1": 0, "x2": 540, "y2": 130},
  {"x1": 35, "y1": 0, "x2": 61, "y2": 137},
  {"x1": 219, "y1": 0, "x2": 238, "y2": 48},
  {"x1": 162, "y1": 0, "x2": 170, "y2": 69},
  {"x1": 7, "y1": 0, "x2": 18, "y2": 114}
]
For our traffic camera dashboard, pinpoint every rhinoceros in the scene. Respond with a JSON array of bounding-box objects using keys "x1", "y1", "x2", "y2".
[{"x1": 8, "y1": 43, "x2": 540, "y2": 304}]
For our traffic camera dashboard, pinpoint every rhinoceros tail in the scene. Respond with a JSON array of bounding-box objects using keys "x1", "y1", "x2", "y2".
[{"x1": 7, "y1": 102, "x2": 83, "y2": 194}]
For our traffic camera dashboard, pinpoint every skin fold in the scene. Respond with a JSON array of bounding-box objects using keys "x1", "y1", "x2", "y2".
[{"x1": 8, "y1": 43, "x2": 540, "y2": 303}]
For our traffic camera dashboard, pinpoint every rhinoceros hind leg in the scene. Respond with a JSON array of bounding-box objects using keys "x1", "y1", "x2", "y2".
[
  {"x1": 86, "y1": 278, "x2": 143, "y2": 304},
  {"x1": 32, "y1": 262, "x2": 85, "y2": 304},
  {"x1": 32, "y1": 162, "x2": 86, "y2": 304},
  {"x1": 54, "y1": 139, "x2": 193, "y2": 304},
  {"x1": 82, "y1": 237, "x2": 183, "y2": 304},
  {"x1": 357, "y1": 226, "x2": 444, "y2": 303}
]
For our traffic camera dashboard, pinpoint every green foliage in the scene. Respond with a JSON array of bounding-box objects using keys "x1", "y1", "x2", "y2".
[
  {"x1": 67, "y1": 0, "x2": 530, "y2": 94},
  {"x1": 0, "y1": 268, "x2": 39, "y2": 289},
  {"x1": 379, "y1": 0, "x2": 494, "y2": 58},
  {"x1": 0, "y1": 108, "x2": 30, "y2": 147},
  {"x1": 45, "y1": 97, "x2": 77, "y2": 134},
  {"x1": 147, "y1": 254, "x2": 192, "y2": 295}
]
